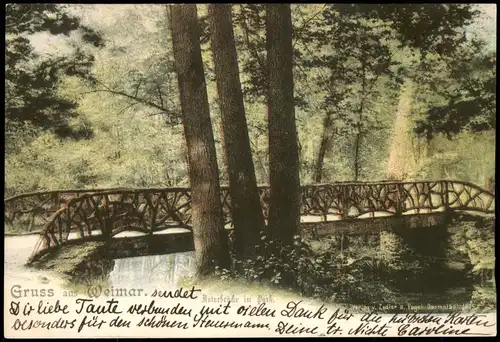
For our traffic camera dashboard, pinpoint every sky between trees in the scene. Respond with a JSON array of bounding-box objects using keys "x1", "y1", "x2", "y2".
[{"x1": 29, "y1": 4, "x2": 496, "y2": 56}]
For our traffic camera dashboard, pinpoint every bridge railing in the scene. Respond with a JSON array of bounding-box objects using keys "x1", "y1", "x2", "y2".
[
  {"x1": 4, "y1": 180, "x2": 495, "y2": 260},
  {"x1": 301, "y1": 180, "x2": 495, "y2": 219},
  {"x1": 26, "y1": 188, "x2": 196, "y2": 260},
  {"x1": 5, "y1": 180, "x2": 495, "y2": 234}
]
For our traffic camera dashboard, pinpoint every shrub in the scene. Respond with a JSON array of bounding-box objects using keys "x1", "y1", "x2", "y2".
[
  {"x1": 469, "y1": 280, "x2": 497, "y2": 313},
  {"x1": 215, "y1": 231, "x2": 398, "y2": 307}
]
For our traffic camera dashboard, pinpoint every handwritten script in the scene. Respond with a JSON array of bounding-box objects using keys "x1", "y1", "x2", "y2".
[{"x1": 6, "y1": 287, "x2": 496, "y2": 337}]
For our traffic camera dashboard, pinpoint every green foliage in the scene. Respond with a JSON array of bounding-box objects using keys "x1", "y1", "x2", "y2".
[
  {"x1": 230, "y1": 4, "x2": 268, "y2": 101},
  {"x1": 414, "y1": 41, "x2": 496, "y2": 139},
  {"x1": 215, "y1": 217, "x2": 495, "y2": 309},
  {"x1": 470, "y1": 280, "x2": 497, "y2": 312},
  {"x1": 4, "y1": 90, "x2": 188, "y2": 195},
  {"x1": 4, "y1": 4, "x2": 495, "y2": 198},
  {"x1": 45, "y1": 218, "x2": 494, "y2": 314},
  {"x1": 216, "y1": 232, "x2": 399, "y2": 307},
  {"x1": 447, "y1": 218, "x2": 495, "y2": 284},
  {"x1": 332, "y1": 4, "x2": 479, "y2": 54},
  {"x1": 5, "y1": 4, "x2": 104, "y2": 149}
]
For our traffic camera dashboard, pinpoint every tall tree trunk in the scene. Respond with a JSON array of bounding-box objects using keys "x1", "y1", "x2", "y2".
[
  {"x1": 169, "y1": 4, "x2": 230, "y2": 276},
  {"x1": 387, "y1": 81, "x2": 415, "y2": 180},
  {"x1": 485, "y1": 176, "x2": 494, "y2": 193},
  {"x1": 266, "y1": 4, "x2": 301, "y2": 246},
  {"x1": 314, "y1": 111, "x2": 334, "y2": 183},
  {"x1": 208, "y1": 4, "x2": 265, "y2": 259},
  {"x1": 353, "y1": 132, "x2": 362, "y2": 181},
  {"x1": 353, "y1": 57, "x2": 367, "y2": 182}
]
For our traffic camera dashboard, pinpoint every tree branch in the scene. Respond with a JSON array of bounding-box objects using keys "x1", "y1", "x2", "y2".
[
  {"x1": 240, "y1": 6, "x2": 266, "y2": 73},
  {"x1": 81, "y1": 81, "x2": 175, "y2": 116},
  {"x1": 133, "y1": 77, "x2": 144, "y2": 98},
  {"x1": 5, "y1": 5, "x2": 34, "y2": 28},
  {"x1": 117, "y1": 101, "x2": 141, "y2": 116},
  {"x1": 292, "y1": 4, "x2": 328, "y2": 49},
  {"x1": 154, "y1": 79, "x2": 165, "y2": 109}
]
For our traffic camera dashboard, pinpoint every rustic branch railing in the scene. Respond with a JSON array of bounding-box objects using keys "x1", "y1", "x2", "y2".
[{"x1": 3, "y1": 180, "x2": 494, "y2": 261}]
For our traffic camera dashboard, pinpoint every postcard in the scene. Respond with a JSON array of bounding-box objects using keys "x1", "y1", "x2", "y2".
[{"x1": 4, "y1": 3, "x2": 496, "y2": 338}]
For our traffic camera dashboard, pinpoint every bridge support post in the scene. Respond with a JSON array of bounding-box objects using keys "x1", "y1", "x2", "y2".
[{"x1": 102, "y1": 218, "x2": 113, "y2": 239}]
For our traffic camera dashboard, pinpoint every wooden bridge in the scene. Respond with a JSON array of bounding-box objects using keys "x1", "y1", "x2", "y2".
[{"x1": 3, "y1": 180, "x2": 495, "y2": 262}]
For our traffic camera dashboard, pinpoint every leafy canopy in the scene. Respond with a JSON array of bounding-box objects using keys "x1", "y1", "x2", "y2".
[{"x1": 5, "y1": 3, "x2": 104, "y2": 151}]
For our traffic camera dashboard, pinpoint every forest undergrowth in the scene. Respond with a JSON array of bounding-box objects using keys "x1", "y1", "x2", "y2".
[{"x1": 215, "y1": 217, "x2": 496, "y2": 312}]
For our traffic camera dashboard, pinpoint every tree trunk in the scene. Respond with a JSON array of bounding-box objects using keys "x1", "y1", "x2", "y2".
[
  {"x1": 386, "y1": 81, "x2": 415, "y2": 180},
  {"x1": 353, "y1": 132, "x2": 361, "y2": 181},
  {"x1": 266, "y1": 4, "x2": 301, "y2": 246},
  {"x1": 314, "y1": 111, "x2": 334, "y2": 183},
  {"x1": 169, "y1": 4, "x2": 230, "y2": 276},
  {"x1": 208, "y1": 4, "x2": 265, "y2": 259},
  {"x1": 353, "y1": 54, "x2": 367, "y2": 182},
  {"x1": 485, "y1": 176, "x2": 494, "y2": 193}
]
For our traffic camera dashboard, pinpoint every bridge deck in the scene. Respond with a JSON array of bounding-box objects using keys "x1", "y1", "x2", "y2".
[{"x1": 3, "y1": 180, "x2": 495, "y2": 262}]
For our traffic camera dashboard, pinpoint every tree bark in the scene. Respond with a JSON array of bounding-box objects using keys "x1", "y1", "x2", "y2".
[
  {"x1": 353, "y1": 131, "x2": 362, "y2": 181},
  {"x1": 208, "y1": 4, "x2": 265, "y2": 259},
  {"x1": 266, "y1": 4, "x2": 301, "y2": 246},
  {"x1": 314, "y1": 111, "x2": 334, "y2": 183},
  {"x1": 386, "y1": 81, "x2": 415, "y2": 180},
  {"x1": 485, "y1": 176, "x2": 494, "y2": 193},
  {"x1": 169, "y1": 4, "x2": 230, "y2": 276},
  {"x1": 353, "y1": 54, "x2": 367, "y2": 182}
]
